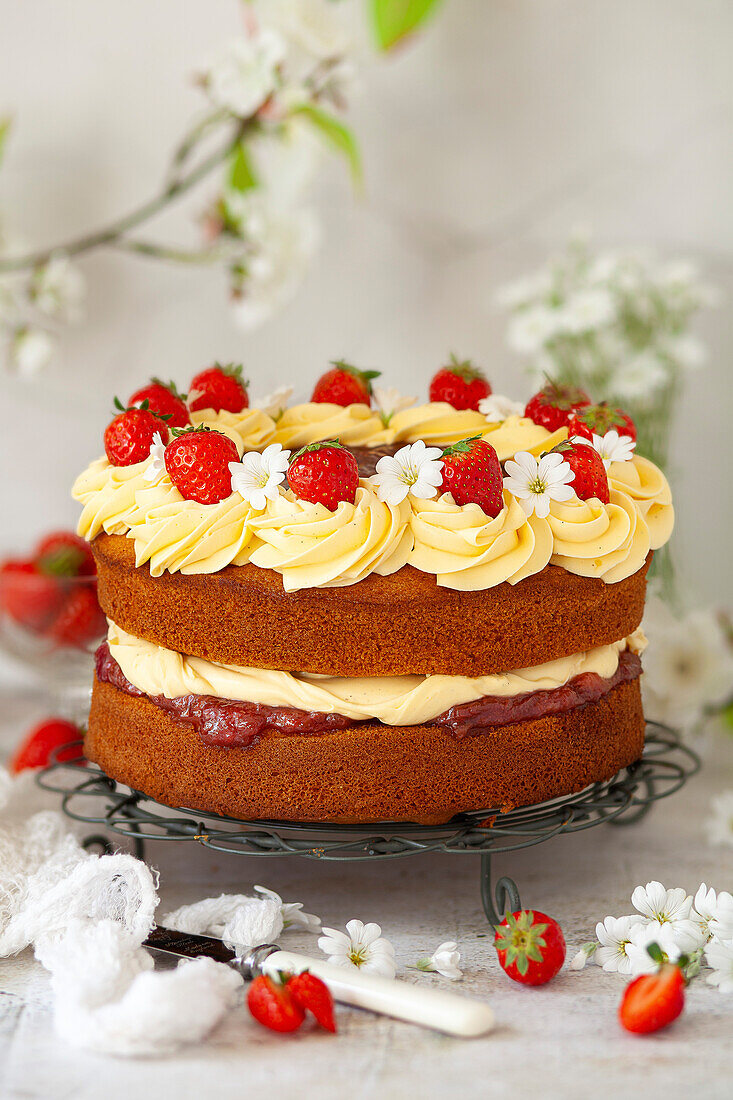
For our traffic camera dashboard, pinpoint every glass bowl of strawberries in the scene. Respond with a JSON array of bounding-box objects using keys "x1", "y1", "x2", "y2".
[{"x1": 0, "y1": 530, "x2": 106, "y2": 715}]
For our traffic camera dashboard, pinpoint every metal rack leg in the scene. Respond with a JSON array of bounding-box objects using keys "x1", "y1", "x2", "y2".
[{"x1": 480, "y1": 853, "x2": 521, "y2": 926}]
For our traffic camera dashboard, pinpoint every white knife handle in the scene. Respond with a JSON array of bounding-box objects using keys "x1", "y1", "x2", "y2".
[{"x1": 263, "y1": 949, "x2": 494, "y2": 1038}]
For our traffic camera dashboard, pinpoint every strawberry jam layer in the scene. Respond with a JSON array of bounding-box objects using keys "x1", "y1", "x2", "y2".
[{"x1": 95, "y1": 642, "x2": 641, "y2": 749}]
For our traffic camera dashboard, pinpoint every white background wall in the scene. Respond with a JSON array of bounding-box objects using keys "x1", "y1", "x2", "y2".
[{"x1": 1, "y1": 0, "x2": 731, "y2": 602}]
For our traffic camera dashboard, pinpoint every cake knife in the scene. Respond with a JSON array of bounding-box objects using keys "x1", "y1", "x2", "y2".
[{"x1": 144, "y1": 926, "x2": 495, "y2": 1038}]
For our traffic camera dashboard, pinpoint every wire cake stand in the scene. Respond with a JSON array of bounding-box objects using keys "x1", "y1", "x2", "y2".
[{"x1": 38, "y1": 721, "x2": 698, "y2": 925}]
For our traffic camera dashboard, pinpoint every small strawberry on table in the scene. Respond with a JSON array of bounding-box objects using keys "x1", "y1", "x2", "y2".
[
  {"x1": 619, "y1": 943, "x2": 688, "y2": 1035},
  {"x1": 494, "y1": 909, "x2": 566, "y2": 986},
  {"x1": 247, "y1": 971, "x2": 336, "y2": 1034},
  {"x1": 10, "y1": 717, "x2": 84, "y2": 773}
]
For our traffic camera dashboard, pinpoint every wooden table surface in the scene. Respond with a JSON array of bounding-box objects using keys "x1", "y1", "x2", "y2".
[{"x1": 1, "y1": 674, "x2": 732, "y2": 1100}]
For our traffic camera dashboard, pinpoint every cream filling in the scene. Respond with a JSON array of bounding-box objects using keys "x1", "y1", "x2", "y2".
[{"x1": 107, "y1": 622, "x2": 646, "y2": 728}]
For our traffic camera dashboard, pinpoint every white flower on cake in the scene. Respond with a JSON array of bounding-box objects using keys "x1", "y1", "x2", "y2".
[
  {"x1": 413, "y1": 941, "x2": 463, "y2": 981},
  {"x1": 705, "y1": 938, "x2": 733, "y2": 994},
  {"x1": 318, "y1": 919, "x2": 396, "y2": 978},
  {"x1": 706, "y1": 791, "x2": 733, "y2": 849},
  {"x1": 373, "y1": 386, "x2": 416, "y2": 425},
  {"x1": 593, "y1": 914, "x2": 644, "y2": 975},
  {"x1": 229, "y1": 443, "x2": 291, "y2": 509},
  {"x1": 143, "y1": 432, "x2": 168, "y2": 483},
  {"x1": 372, "y1": 440, "x2": 443, "y2": 505},
  {"x1": 253, "y1": 885, "x2": 321, "y2": 933},
  {"x1": 692, "y1": 884, "x2": 733, "y2": 944},
  {"x1": 478, "y1": 393, "x2": 524, "y2": 423},
  {"x1": 253, "y1": 385, "x2": 293, "y2": 419},
  {"x1": 202, "y1": 30, "x2": 286, "y2": 118},
  {"x1": 502, "y1": 450, "x2": 575, "y2": 519},
  {"x1": 590, "y1": 429, "x2": 636, "y2": 469},
  {"x1": 630, "y1": 880, "x2": 705, "y2": 954}
]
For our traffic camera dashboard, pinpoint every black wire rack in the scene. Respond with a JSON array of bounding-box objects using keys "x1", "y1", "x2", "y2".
[{"x1": 38, "y1": 721, "x2": 698, "y2": 925}]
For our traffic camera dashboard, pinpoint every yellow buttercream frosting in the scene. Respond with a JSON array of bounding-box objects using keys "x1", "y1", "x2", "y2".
[
  {"x1": 107, "y1": 620, "x2": 646, "y2": 726},
  {"x1": 548, "y1": 487, "x2": 651, "y2": 582},
  {"x1": 190, "y1": 407, "x2": 276, "y2": 453},
  {"x1": 271, "y1": 402, "x2": 386, "y2": 448},
  {"x1": 607, "y1": 455, "x2": 674, "y2": 550},
  {"x1": 408, "y1": 490, "x2": 553, "y2": 590},
  {"x1": 479, "y1": 415, "x2": 568, "y2": 461},
  {"x1": 247, "y1": 481, "x2": 413, "y2": 591},
  {"x1": 73, "y1": 457, "x2": 152, "y2": 540},
  {"x1": 386, "y1": 403, "x2": 488, "y2": 446}
]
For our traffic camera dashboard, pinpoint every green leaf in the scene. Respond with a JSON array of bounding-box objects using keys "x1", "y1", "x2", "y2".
[
  {"x1": 370, "y1": 0, "x2": 443, "y2": 51},
  {"x1": 293, "y1": 104, "x2": 362, "y2": 186},
  {"x1": 228, "y1": 141, "x2": 258, "y2": 194},
  {"x1": 0, "y1": 116, "x2": 11, "y2": 169}
]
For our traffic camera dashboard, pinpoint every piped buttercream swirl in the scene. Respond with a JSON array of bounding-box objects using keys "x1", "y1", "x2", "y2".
[
  {"x1": 106, "y1": 620, "x2": 646, "y2": 726},
  {"x1": 190, "y1": 407, "x2": 276, "y2": 453},
  {"x1": 271, "y1": 402, "x2": 385, "y2": 448},
  {"x1": 548, "y1": 488, "x2": 651, "y2": 582},
  {"x1": 409, "y1": 490, "x2": 553, "y2": 589},
  {"x1": 607, "y1": 455, "x2": 674, "y2": 550},
  {"x1": 73, "y1": 457, "x2": 152, "y2": 540},
  {"x1": 247, "y1": 481, "x2": 413, "y2": 591}
]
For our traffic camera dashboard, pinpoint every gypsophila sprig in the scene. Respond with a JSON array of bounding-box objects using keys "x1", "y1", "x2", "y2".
[
  {"x1": 229, "y1": 443, "x2": 290, "y2": 509},
  {"x1": 318, "y1": 919, "x2": 396, "y2": 978},
  {"x1": 372, "y1": 440, "x2": 444, "y2": 505}
]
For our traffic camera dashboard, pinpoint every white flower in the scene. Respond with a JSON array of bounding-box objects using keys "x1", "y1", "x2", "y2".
[
  {"x1": 503, "y1": 450, "x2": 575, "y2": 519},
  {"x1": 318, "y1": 919, "x2": 396, "y2": 978},
  {"x1": 143, "y1": 432, "x2": 167, "y2": 483},
  {"x1": 630, "y1": 881, "x2": 705, "y2": 953},
  {"x1": 706, "y1": 791, "x2": 733, "y2": 849},
  {"x1": 642, "y1": 601, "x2": 733, "y2": 738},
  {"x1": 692, "y1": 884, "x2": 733, "y2": 943},
  {"x1": 612, "y1": 351, "x2": 669, "y2": 401},
  {"x1": 414, "y1": 941, "x2": 462, "y2": 981},
  {"x1": 230, "y1": 203, "x2": 319, "y2": 330},
  {"x1": 558, "y1": 288, "x2": 616, "y2": 334},
  {"x1": 478, "y1": 393, "x2": 524, "y2": 423},
  {"x1": 203, "y1": 30, "x2": 286, "y2": 117},
  {"x1": 626, "y1": 921, "x2": 689, "y2": 976},
  {"x1": 594, "y1": 915, "x2": 644, "y2": 975},
  {"x1": 9, "y1": 327, "x2": 54, "y2": 376},
  {"x1": 590, "y1": 429, "x2": 636, "y2": 469},
  {"x1": 253, "y1": 886, "x2": 320, "y2": 933},
  {"x1": 373, "y1": 386, "x2": 416, "y2": 424},
  {"x1": 31, "y1": 255, "x2": 85, "y2": 322},
  {"x1": 252, "y1": 385, "x2": 293, "y2": 419},
  {"x1": 372, "y1": 440, "x2": 443, "y2": 505},
  {"x1": 705, "y1": 938, "x2": 733, "y2": 993},
  {"x1": 506, "y1": 304, "x2": 564, "y2": 354},
  {"x1": 253, "y1": 0, "x2": 351, "y2": 61},
  {"x1": 229, "y1": 443, "x2": 290, "y2": 508}
]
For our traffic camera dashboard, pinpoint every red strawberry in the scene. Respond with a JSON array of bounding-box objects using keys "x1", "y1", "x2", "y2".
[
  {"x1": 10, "y1": 717, "x2": 84, "y2": 773},
  {"x1": 164, "y1": 426, "x2": 239, "y2": 505},
  {"x1": 287, "y1": 441, "x2": 359, "y2": 511},
  {"x1": 188, "y1": 363, "x2": 249, "y2": 414},
  {"x1": 567, "y1": 402, "x2": 636, "y2": 444},
  {"x1": 494, "y1": 909, "x2": 566, "y2": 986},
  {"x1": 129, "y1": 379, "x2": 190, "y2": 429},
  {"x1": 288, "y1": 972, "x2": 337, "y2": 1033},
  {"x1": 0, "y1": 560, "x2": 61, "y2": 631},
  {"x1": 247, "y1": 975, "x2": 305, "y2": 1034},
  {"x1": 34, "y1": 531, "x2": 96, "y2": 577},
  {"x1": 551, "y1": 439, "x2": 610, "y2": 504},
  {"x1": 311, "y1": 360, "x2": 380, "y2": 408},
  {"x1": 619, "y1": 961, "x2": 686, "y2": 1035},
  {"x1": 440, "y1": 437, "x2": 503, "y2": 518},
  {"x1": 429, "y1": 355, "x2": 491, "y2": 411},
  {"x1": 49, "y1": 584, "x2": 106, "y2": 647},
  {"x1": 104, "y1": 399, "x2": 170, "y2": 467},
  {"x1": 524, "y1": 380, "x2": 591, "y2": 432}
]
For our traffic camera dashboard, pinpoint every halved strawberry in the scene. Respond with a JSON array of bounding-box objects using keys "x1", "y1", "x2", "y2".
[
  {"x1": 129, "y1": 379, "x2": 190, "y2": 429},
  {"x1": 550, "y1": 439, "x2": 610, "y2": 504},
  {"x1": 311, "y1": 361, "x2": 380, "y2": 408},
  {"x1": 288, "y1": 971, "x2": 337, "y2": 1033},
  {"x1": 429, "y1": 355, "x2": 491, "y2": 411},
  {"x1": 440, "y1": 437, "x2": 503, "y2": 518},
  {"x1": 10, "y1": 717, "x2": 84, "y2": 773},
  {"x1": 567, "y1": 403, "x2": 636, "y2": 443},
  {"x1": 619, "y1": 961, "x2": 686, "y2": 1034},
  {"x1": 525, "y1": 380, "x2": 591, "y2": 432},
  {"x1": 288, "y1": 440, "x2": 359, "y2": 510},
  {"x1": 247, "y1": 975, "x2": 305, "y2": 1034}
]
